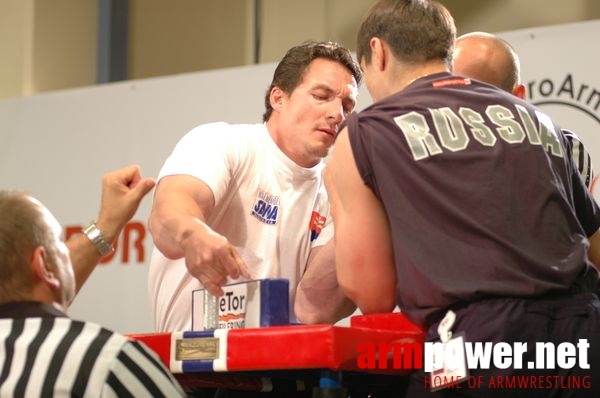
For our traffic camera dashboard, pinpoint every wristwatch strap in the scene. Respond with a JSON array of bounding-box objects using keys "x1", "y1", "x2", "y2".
[{"x1": 82, "y1": 222, "x2": 114, "y2": 257}]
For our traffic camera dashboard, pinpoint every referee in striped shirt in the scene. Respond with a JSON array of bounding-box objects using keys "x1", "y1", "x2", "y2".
[{"x1": 0, "y1": 191, "x2": 186, "y2": 397}]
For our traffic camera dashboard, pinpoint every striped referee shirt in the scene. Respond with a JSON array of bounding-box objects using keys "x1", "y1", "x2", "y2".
[
  {"x1": 563, "y1": 129, "x2": 594, "y2": 188},
  {"x1": 0, "y1": 302, "x2": 185, "y2": 397}
]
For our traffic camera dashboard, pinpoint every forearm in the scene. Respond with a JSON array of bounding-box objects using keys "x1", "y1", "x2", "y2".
[
  {"x1": 67, "y1": 165, "x2": 155, "y2": 303},
  {"x1": 149, "y1": 207, "x2": 208, "y2": 259},
  {"x1": 334, "y1": 216, "x2": 397, "y2": 315},
  {"x1": 325, "y1": 130, "x2": 397, "y2": 314},
  {"x1": 294, "y1": 240, "x2": 357, "y2": 324},
  {"x1": 68, "y1": 217, "x2": 122, "y2": 300},
  {"x1": 68, "y1": 234, "x2": 105, "y2": 299}
]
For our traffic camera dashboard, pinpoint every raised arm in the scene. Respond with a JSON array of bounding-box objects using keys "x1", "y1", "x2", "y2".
[
  {"x1": 69, "y1": 165, "x2": 156, "y2": 297},
  {"x1": 324, "y1": 128, "x2": 397, "y2": 314},
  {"x1": 148, "y1": 174, "x2": 249, "y2": 296}
]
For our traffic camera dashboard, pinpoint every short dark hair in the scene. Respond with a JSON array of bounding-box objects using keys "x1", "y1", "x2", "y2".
[
  {"x1": 357, "y1": 0, "x2": 456, "y2": 68},
  {"x1": 262, "y1": 41, "x2": 362, "y2": 122}
]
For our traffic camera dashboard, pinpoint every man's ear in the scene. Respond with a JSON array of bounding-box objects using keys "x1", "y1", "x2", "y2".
[
  {"x1": 370, "y1": 37, "x2": 387, "y2": 71},
  {"x1": 269, "y1": 86, "x2": 286, "y2": 112},
  {"x1": 31, "y1": 246, "x2": 60, "y2": 289},
  {"x1": 512, "y1": 84, "x2": 526, "y2": 100}
]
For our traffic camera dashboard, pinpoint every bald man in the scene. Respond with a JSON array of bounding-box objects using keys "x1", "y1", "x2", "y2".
[
  {"x1": 0, "y1": 190, "x2": 184, "y2": 396},
  {"x1": 453, "y1": 31, "x2": 595, "y2": 188},
  {"x1": 453, "y1": 31, "x2": 600, "y2": 282}
]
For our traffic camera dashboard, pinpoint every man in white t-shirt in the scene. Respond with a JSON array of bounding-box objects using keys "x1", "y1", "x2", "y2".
[{"x1": 148, "y1": 41, "x2": 362, "y2": 332}]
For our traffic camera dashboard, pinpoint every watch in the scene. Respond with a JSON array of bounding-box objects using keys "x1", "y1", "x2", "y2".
[{"x1": 82, "y1": 222, "x2": 114, "y2": 257}]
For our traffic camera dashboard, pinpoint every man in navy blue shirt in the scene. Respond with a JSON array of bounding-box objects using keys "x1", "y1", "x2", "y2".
[{"x1": 326, "y1": 0, "x2": 600, "y2": 396}]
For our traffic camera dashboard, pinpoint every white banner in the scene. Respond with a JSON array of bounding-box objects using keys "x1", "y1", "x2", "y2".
[
  {"x1": 499, "y1": 20, "x2": 600, "y2": 200},
  {"x1": 0, "y1": 64, "x2": 278, "y2": 333}
]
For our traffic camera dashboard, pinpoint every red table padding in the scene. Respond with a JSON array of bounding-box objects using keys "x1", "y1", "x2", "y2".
[
  {"x1": 227, "y1": 323, "x2": 421, "y2": 372},
  {"x1": 129, "y1": 312, "x2": 425, "y2": 375}
]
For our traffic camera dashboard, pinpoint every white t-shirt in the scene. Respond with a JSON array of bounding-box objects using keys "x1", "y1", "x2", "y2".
[{"x1": 148, "y1": 122, "x2": 333, "y2": 332}]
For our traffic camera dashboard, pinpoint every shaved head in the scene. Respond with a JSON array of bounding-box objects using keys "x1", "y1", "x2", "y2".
[{"x1": 453, "y1": 31, "x2": 521, "y2": 93}]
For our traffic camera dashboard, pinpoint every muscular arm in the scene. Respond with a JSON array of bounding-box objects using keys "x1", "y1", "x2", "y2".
[
  {"x1": 294, "y1": 238, "x2": 357, "y2": 324},
  {"x1": 69, "y1": 165, "x2": 155, "y2": 298},
  {"x1": 324, "y1": 128, "x2": 397, "y2": 314},
  {"x1": 148, "y1": 175, "x2": 250, "y2": 296},
  {"x1": 148, "y1": 175, "x2": 215, "y2": 259}
]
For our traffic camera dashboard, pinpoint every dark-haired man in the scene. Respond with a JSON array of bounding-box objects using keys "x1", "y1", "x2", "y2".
[
  {"x1": 148, "y1": 41, "x2": 362, "y2": 331},
  {"x1": 326, "y1": 0, "x2": 600, "y2": 396}
]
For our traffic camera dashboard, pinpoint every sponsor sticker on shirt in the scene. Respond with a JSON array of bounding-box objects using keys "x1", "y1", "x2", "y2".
[
  {"x1": 432, "y1": 77, "x2": 472, "y2": 88},
  {"x1": 251, "y1": 190, "x2": 280, "y2": 225}
]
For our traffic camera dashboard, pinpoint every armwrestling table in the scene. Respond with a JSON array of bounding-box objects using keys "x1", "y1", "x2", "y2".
[{"x1": 129, "y1": 313, "x2": 425, "y2": 397}]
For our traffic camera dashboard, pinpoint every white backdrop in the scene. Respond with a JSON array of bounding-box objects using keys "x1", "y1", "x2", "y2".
[
  {"x1": 1, "y1": 20, "x2": 599, "y2": 334},
  {"x1": 0, "y1": 64, "x2": 283, "y2": 333},
  {"x1": 499, "y1": 20, "x2": 600, "y2": 200}
]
